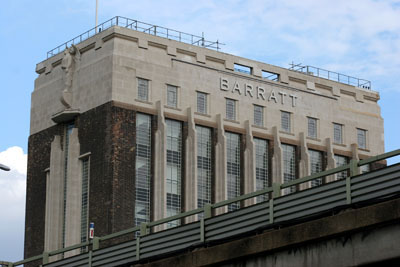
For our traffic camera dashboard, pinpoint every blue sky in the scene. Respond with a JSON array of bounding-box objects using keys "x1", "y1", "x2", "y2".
[{"x1": 0, "y1": 0, "x2": 399, "y2": 262}]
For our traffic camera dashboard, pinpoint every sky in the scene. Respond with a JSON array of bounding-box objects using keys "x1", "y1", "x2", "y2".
[{"x1": 0, "y1": 0, "x2": 400, "y2": 262}]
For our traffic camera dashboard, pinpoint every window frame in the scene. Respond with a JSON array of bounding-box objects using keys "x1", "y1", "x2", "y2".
[
  {"x1": 281, "y1": 111, "x2": 291, "y2": 133},
  {"x1": 357, "y1": 128, "x2": 367, "y2": 149},
  {"x1": 137, "y1": 78, "x2": 149, "y2": 101},
  {"x1": 196, "y1": 91, "x2": 208, "y2": 114},
  {"x1": 333, "y1": 123, "x2": 343, "y2": 144},
  {"x1": 167, "y1": 84, "x2": 178, "y2": 108},
  {"x1": 226, "y1": 98, "x2": 236, "y2": 121},
  {"x1": 253, "y1": 105, "x2": 264, "y2": 127},
  {"x1": 307, "y1": 117, "x2": 318, "y2": 139}
]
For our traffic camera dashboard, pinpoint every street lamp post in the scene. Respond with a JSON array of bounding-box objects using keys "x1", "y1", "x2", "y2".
[{"x1": 0, "y1": 163, "x2": 10, "y2": 171}]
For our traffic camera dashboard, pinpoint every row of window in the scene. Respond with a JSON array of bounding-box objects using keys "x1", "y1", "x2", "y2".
[
  {"x1": 133, "y1": 113, "x2": 368, "y2": 225},
  {"x1": 138, "y1": 78, "x2": 368, "y2": 149}
]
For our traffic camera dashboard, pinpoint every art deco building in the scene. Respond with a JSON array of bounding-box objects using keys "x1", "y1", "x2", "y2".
[{"x1": 24, "y1": 17, "x2": 384, "y2": 259}]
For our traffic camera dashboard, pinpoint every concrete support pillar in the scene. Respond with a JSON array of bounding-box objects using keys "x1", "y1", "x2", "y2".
[
  {"x1": 44, "y1": 135, "x2": 64, "y2": 260},
  {"x1": 244, "y1": 120, "x2": 255, "y2": 206},
  {"x1": 154, "y1": 101, "x2": 166, "y2": 230},
  {"x1": 184, "y1": 108, "x2": 197, "y2": 223},
  {"x1": 299, "y1": 132, "x2": 310, "y2": 191},
  {"x1": 351, "y1": 143, "x2": 360, "y2": 175},
  {"x1": 271, "y1": 126, "x2": 283, "y2": 184},
  {"x1": 214, "y1": 114, "x2": 227, "y2": 215},
  {"x1": 325, "y1": 138, "x2": 336, "y2": 182},
  {"x1": 64, "y1": 128, "x2": 81, "y2": 257}
]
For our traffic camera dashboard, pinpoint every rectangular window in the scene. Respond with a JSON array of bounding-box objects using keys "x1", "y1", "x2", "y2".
[
  {"x1": 334, "y1": 154, "x2": 348, "y2": 180},
  {"x1": 197, "y1": 92, "x2": 207, "y2": 114},
  {"x1": 234, "y1": 63, "x2": 252, "y2": 75},
  {"x1": 135, "y1": 114, "x2": 152, "y2": 228},
  {"x1": 196, "y1": 126, "x2": 212, "y2": 215},
  {"x1": 137, "y1": 78, "x2": 149, "y2": 101},
  {"x1": 262, "y1": 70, "x2": 279, "y2": 81},
  {"x1": 254, "y1": 138, "x2": 269, "y2": 202},
  {"x1": 357, "y1": 128, "x2": 367, "y2": 149},
  {"x1": 226, "y1": 98, "x2": 236, "y2": 120},
  {"x1": 80, "y1": 157, "x2": 89, "y2": 249},
  {"x1": 281, "y1": 111, "x2": 291, "y2": 133},
  {"x1": 254, "y1": 105, "x2": 264, "y2": 127},
  {"x1": 282, "y1": 144, "x2": 296, "y2": 194},
  {"x1": 333, "y1": 123, "x2": 343, "y2": 144},
  {"x1": 167, "y1": 85, "x2": 178, "y2": 108},
  {"x1": 309, "y1": 149, "x2": 323, "y2": 187},
  {"x1": 226, "y1": 132, "x2": 241, "y2": 211},
  {"x1": 308, "y1": 117, "x2": 317, "y2": 138},
  {"x1": 166, "y1": 119, "x2": 182, "y2": 227}
]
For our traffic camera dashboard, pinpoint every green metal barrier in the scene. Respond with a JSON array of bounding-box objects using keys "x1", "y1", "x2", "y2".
[{"x1": 4, "y1": 149, "x2": 399, "y2": 267}]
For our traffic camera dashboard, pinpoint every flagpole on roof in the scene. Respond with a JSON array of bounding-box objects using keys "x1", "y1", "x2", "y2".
[{"x1": 95, "y1": 0, "x2": 99, "y2": 33}]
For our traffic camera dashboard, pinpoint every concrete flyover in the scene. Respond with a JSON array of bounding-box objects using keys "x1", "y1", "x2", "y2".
[{"x1": 136, "y1": 197, "x2": 400, "y2": 267}]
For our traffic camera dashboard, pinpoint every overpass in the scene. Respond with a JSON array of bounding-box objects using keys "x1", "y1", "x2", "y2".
[{"x1": 2, "y1": 149, "x2": 400, "y2": 267}]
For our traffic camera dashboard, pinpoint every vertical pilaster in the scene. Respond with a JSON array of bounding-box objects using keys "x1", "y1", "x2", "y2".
[
  {"x1": 184, "y1": 108, "x2": 197, "y2": 223},
  {"x1": 44, "y1": 135, "x2": 64, "y2": 261},
  {"x1": 244, "y1": 120, "x2": 255, "y2": 206},
  {"x1": 351, "y1": 143, "x2": 360, "y2": 175},
  {"x1": 271, "y1": 126, "x2": 283, "y2": 184},
  {"x1": 299, "y1": 132, "x2": 310, "y2": 190},
  {"x1": 65, "y1": 128, "x2": 81, "y2": 257},
  {"x1": 153, "y1": 101, "x2": 166, "y2": 230},
  {"x1": 215, "y1": 114, "x2": 227, "y2": 215},
  {"x1": 325, "y1": 138, "x2": 336, "y2": 182}
]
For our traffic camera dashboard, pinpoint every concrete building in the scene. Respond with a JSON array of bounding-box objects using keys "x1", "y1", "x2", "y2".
[{"x1": 24, "y1": 17, "x2": 384, "y2": 260}]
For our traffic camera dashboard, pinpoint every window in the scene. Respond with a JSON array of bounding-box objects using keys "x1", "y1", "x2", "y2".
[
  {"x1": 234, "y1": 63, "x2": 252, "y2": 75},
  {"x1": 254, "y1": 138, "x2": 269, "y2": 202},
  {"x1": 135, "y1": 114, "x2": 152, "y2": 228},
  {"x1": 167, "y1": 85, "x2": 178, "y2": 108},
  {"x1": 254, "y1": 105, "x2": 264, "y2": 127},
  {"x1": 80, "y1": 157, "x2": 89, "y2": 248},
  {"x1": 309, "y1": 150, "x2": 323, "y2": 187},
  {"x1": 262, "y1": 70, "x2": 279, "y2": 81},
  {"x1": 166, "y1": 119, "x2": 182, "y2": 227},
  {"x1": 197, "y1": 92, "x2": 207, "y2": 114},
  {"x1": 226, "y1": 98, "x2": 236, "y2": 120},
  {"x1": 281, "y1": 111, "x2": 291, "y2": 132},
  {"x1": 197, "y1": 126, "x2": 212, "y2": 215},
  {"x1": 357, "y1": 128, "x2": 367, "y2": 149},
  {"x1": 137, "y1": 78, "x2": 149, "y2": 101},
  {"x1": 282, "y1": 144, "x2": 296, "y2": 194},
  {"x1": 226, "y1": 132, "x2": 241, "y2": 211},
  {"x1": 308, "y1": 117, "x2": 317, "y2": 138},
  {"x1": 333, "y1": 123, "x2": 343, "y2": 144},
  {"x1": 334, "y1": 154, "x2": 348, "y2": 180}
]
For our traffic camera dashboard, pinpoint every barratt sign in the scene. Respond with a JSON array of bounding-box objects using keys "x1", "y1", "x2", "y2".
[{"x1": 220, "y1": 77, "x2": 298, "y2": 107}]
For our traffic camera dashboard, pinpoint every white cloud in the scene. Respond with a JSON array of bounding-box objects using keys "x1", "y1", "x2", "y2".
[
  {"x1": 0, "y1": 146, "x2": 27, "y2": 262},
  {"x1": 96, "y1": 0, "x2": 400, "y2": 92}
]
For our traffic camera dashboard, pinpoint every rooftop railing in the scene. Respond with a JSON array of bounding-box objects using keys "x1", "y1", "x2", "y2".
[
  {"x1": 289, "y1": 63, "x2": 372, "y2": 90},
  {"x1": 3, "y1": 148, "x2": 399, "y2": 267},
  {"x1": 46, "y1": 16, "x2": 224, "y2": 59}
]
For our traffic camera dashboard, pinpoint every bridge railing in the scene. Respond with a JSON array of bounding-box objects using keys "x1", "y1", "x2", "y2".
[{"x1": 3, "y1": 148, "x2": 400, "y2": 267}]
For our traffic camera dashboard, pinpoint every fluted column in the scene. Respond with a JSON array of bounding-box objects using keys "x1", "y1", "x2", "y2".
[
  {"x1": 244, "y1": 120, "x2": 255, "y2": 206},
  {"x1": 184, "y1": 108, "x2": 197, "y2": 222},
  {"x1": 153, "y1": 101, "x2": 166, "y2": 230},
  {"x1": 214, "y1": 114, "x2": 227, "y2": 215}
]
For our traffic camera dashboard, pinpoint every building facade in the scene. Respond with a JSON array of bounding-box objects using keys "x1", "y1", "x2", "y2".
[{"x1": 25, "y1": 22, "x2": 384, "y2": 259}]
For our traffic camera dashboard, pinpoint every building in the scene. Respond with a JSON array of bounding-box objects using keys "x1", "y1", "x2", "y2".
[{"x1": 24, "y1": 17, "x2": 384, "y2": 260}]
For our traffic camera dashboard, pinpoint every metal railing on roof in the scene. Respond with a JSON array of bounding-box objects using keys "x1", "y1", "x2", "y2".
[
  {"x1": 4, "y1": 148, "x2": 400, "y2": 267},
  {"x1": 46, "y1": 16, "x2": 224, "y2": 59},
  {"x1": 289, "y1": 62, "x2": 372, "y2": 90}
]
